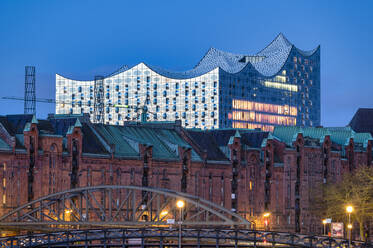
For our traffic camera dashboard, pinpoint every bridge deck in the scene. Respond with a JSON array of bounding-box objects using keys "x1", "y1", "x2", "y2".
[{"x1": 0, "y1": 228, "x2": 369, "y2": 248}]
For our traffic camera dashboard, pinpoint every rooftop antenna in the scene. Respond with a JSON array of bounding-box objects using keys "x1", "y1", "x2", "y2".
[{"x1": 24, "y1": 66, "x2": 36, "y2": 114}]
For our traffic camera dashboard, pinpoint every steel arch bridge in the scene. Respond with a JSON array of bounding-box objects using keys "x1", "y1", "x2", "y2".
[
  {"x1": 0, "y1": 185, "x2": 250, "y2": 229},
  {"x1": 0, "y1": 185, "x2": 370, "y2": 247}
]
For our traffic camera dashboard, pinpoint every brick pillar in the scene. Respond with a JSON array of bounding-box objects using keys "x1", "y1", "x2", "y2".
[
  {"x1": 293, "y1": 133, "x2": 304, "y2": 233},
  {"x1": 23, "y1": 120, "x2": 39, "y2": 202}
]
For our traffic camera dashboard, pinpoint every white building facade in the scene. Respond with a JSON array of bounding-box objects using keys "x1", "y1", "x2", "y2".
[{"x1": 56, "y1": 64, "x2": 219, "y2": 129}]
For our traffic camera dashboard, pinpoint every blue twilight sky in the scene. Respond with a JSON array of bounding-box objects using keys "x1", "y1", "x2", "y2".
[{"x1": 0, "y1": 0, "x2": 372, "y2": 126}]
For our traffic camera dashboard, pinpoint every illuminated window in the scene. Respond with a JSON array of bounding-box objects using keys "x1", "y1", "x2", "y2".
[
  {"x1": 232, "y1": 100, "x2": 297, "y2": 116},
  {"x1": 232, "y1": 111, "x2": 296, "y2": 125},
  {"x1": 263, "y1": 81, "x2": 297, "y2": 92},
  {"x1": 232, "y1": 122, "x2": 275, "y2": 131}
]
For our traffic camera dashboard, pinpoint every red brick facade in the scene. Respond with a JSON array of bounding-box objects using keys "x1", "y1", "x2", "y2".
[{"x1": 0, "y1": 115, "x2": 372, "y2": 235}]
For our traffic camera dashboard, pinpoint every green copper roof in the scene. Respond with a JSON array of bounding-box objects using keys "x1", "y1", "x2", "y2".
[
  {"x1": 273, "y1": 126, "x2": 373, "y2": 147},
  {"x1": 92, "y1": 124, "x2": 202, "y2": 161},
  {"x1": 74, "y1": 118, "x2": 82, "y2": 128},
  {"x1": 0, "y1": 137, "x2": 11, "y2": 151},
  {"x1": 31, "y1": 115, "x2": 38, "y2": 124},
  {"x1": 234, "y1": 130, "x2": 241, "y2": 138},
  {"x1": 23, "y1": 122, "x2": 31, "y2": 132},
  {"x1": 94, "y1": 125, "x2": 139, "y2": 158}
]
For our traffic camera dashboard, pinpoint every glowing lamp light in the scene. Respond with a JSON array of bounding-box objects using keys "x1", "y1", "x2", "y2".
[
  {"x1": 322, "y1": 219, "x2": 327, "y2": 225},
  {"x1": 348, "y1": 224, "x2": 353, "y2": 229},
  {"x1": 160, "y1": 210, "x2": 168, "y2": 216},
  {"x1": 346, "y1": 205, "x2": 353, "y2": 213},
  {"x1": 65, "y1": 209, "x2": 72, "y2": 214},
  {"x1": 176, "y1": 200, "x2": 185, "y2": 209},
  {"x1": 263, "y1": 212, "x2": 271, "y2": 218}
]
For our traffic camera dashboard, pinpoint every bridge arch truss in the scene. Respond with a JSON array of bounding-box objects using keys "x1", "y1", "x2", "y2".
[{"x1": 0, "y1": 185, "x2": 250, "y2": 230}]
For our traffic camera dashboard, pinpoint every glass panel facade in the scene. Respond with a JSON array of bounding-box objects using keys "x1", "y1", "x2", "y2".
[{"x1": 55, "y1": 34, "x2": 320, "y2": 131}]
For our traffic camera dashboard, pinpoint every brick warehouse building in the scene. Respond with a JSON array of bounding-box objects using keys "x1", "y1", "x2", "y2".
[{"x1": 0, "y1": 114, "x2": 371, "y2": 235}]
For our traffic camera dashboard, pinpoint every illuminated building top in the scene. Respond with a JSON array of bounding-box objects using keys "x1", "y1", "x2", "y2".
[{"x1": 56, "y1": 33, "x2": 320, "y2": 130}]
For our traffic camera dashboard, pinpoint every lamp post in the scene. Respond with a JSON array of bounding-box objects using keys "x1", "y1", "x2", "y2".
[
  {"x1": 263, "y1": 212, "x2": 270, "y2": 231},
  {"x1": 64, "y1": 209, "x2": 72, "y2": 221},
  {"x1": 176, "y1": 200, "x2": 185, "y2": 248},
  {"x1": 322, "y1": 219, "x2": 327, "y2": 235},
  {"x1": 346, "y1": 205, "x2": 353, "y2": 247}
]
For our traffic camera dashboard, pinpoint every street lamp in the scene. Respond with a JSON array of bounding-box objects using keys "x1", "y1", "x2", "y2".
[
  {"x1": 64, "y1": 209, "x2": 72, "y2": 221},
  {"x1": 176, "y1": 200, "x2": 185, "y2": 248},
  {"x1": 346, "y1": 205, "x2": 353, "y2": 247},
  {"x1": 322, "y1": 219, "x2": 327, "y2": 235},
  {"x1": 263, "y1": 212, "x2": 270, "y2": 230}
]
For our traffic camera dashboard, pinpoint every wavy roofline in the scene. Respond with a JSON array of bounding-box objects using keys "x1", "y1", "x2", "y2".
[
  {"x1": 256, "y1": 33, "x2": 292, "y2": 54},
  {"x1": 56, "y1": 73, "x2": 93, "y2": 83},
  {"x1": 56, "y1": 33, "x2": 320, "y2": 81}
]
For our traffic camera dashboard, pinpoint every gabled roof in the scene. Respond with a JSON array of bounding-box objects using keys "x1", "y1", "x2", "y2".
[
  {"x1": 91, "y1": 123, "x2": 202, "y2": 161},
  {"x1": 0, "y1": 137, "x2": 11, "y2": 151},
  {"x1": 273, "y1": 126, "x2": 372, "y2": 148},
  {"x1": 349, "y1": 108, "x2": 373, "y2": 136},
  {"x1": 81, "y1": 123, "x2": 109, "y2": 155},
  {"x1": 186, "y1": 130, "x2": 229, "y2": 161},
  {"x1": 186, "y1": 129, "x2": 269, "y2": 161}
]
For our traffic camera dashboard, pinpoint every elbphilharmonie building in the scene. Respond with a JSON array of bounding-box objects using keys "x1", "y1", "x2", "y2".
[{"x1": 56, "y1": 33, "x2": 320, "y2": 131}]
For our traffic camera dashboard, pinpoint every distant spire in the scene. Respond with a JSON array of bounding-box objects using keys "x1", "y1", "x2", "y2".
[
  {"x1": 31, "y1": 115, "x2": 38, "y2": 124},
  {"x1": 74, "y1": 118, "x2": 82, "y2": 128},
  {"x1": 234, "y1": 130, "x2": 241, "y2": 138}
]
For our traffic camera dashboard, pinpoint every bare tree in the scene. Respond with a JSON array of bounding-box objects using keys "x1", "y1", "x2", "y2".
[{"x1": 322, "y1": 166, "x2": 373, "y2": 241}]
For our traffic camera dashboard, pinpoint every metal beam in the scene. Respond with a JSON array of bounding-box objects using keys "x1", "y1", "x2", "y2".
[
  {"x1": 0, "y1": 185, "x2": 250, "y2": 230},
  {"x1": 0, "y1": 228, "x2": 365, "y2": 248}
]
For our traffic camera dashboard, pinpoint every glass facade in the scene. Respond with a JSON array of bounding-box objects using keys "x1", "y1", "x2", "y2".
[
  {"x1": 56, "y1": 65, "x2": 219, "y2": 129},
  {"x1": 56, "y1": 34, "x2": 320, "y2": 130}
]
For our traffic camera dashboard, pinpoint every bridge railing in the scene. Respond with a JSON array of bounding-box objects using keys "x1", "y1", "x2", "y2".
[{"x1": 0, "y1": 228, "x2": 370, "y2": 248}]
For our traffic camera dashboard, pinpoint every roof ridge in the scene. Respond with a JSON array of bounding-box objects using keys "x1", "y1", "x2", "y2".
[{"x1": 257, "y1": 32, "x2": 293, "y2": 55}]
